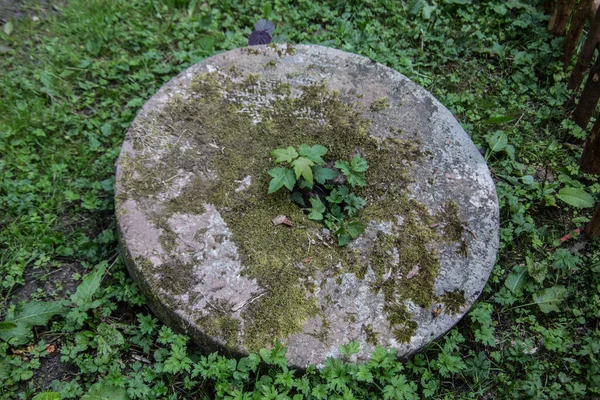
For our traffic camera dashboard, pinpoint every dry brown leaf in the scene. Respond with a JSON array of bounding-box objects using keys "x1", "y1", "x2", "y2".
[
  {"x1": 406, "y1": 265, "x2": 420, "y2": 279},
  {"x1": 272, "y1": 215, "x2": 293, "y2": 226},
  {"x1": 429, "y1": 223, "x2": 440, "y2": 229}
]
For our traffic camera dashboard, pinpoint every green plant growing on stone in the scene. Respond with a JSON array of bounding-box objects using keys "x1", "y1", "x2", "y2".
[{"x1": 267, "y1": 144, "x2": 367, "y2": 245}]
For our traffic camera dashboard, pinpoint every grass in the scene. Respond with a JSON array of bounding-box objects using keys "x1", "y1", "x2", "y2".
[{"x1": 1, "y1": 0, "x2": 599, "y2": 398}]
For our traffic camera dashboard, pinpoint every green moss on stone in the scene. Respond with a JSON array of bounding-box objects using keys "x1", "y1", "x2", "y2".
[
  {"x1": 120, "y1": 69, "x2": 466, "y2": 351},
  {"x1": 369, "y1": 97, "x2": 389, "y2": 112},
  {"x1": 364, "y1": 324, "x2": 378, "y2": 346},
  {"x1": 197, "y1": 311, "x2": 241, "y2": 348},
  {"x1": 438, "y1": 201, "x2": 464, "y2": 242},
  {"x1": 439, "y1": 289, "x2": 466, "y2": 315}
]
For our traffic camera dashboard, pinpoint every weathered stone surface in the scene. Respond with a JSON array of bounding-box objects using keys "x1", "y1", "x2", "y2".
[{"x1": 115, "y1": 44, "x2": 499, "y2": 367}]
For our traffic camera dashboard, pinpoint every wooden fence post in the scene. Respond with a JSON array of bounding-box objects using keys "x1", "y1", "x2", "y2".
[
  {"x1": 586, "y1": 203, "x2": 600, "y2": 236},
  {"x1": 580, "y1": 113, "x2": 600, "y2": 172},
  {"x1": 563, "y1": 0, "x2": 595, "y2": 68},
  {"x1": 568, "y1": 7, "x2": 600, "y2": 93},
  {"x1": 549, "y1": 0, "x2": 578, "y2": 35},
  {"x1": 573, "y1": 56, "x2": 600, "y2": 128}
]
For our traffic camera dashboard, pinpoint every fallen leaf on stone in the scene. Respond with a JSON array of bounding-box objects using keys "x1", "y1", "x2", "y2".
[
  {"x1": 445, "y1": 173, "x2": 458, "y2": 179},
  {"x1": 272, "y1": 215, "x2": 293, "y2": 226},
  {"x1": 406, "y1": 265, "x2": 420, "y2": 279}
]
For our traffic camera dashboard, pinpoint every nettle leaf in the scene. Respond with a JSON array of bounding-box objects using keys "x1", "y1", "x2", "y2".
[
  {"x1": 313, "y1": 165, "x2": 338, "y2": 184},
  {"x1": 268, "y1": 167, "x2": 296, "y2": 194},
  {"x1": 292, "y1": 157, "x2": 315, "y2": 183},
  {"x1": 533, "y1": 285, "x2": 568, "y2": 313},
  {"x1": 335, "y1": 160, "x2": 367, "y2": 187},
  {"x1": 272, "y1": 146, "x2": 298, "y2": 163},
  {"x1": 350, "y1": 154, "x2": 368, "y2": 172},
  {"x1": 298, "y1": 144, "x2": 328, "y2": 164},
  {"x1": 556, "y1": 187, "x2": 594, "y2": 208},
  {"x1": 346, "y1": 221, "x2": 365, "y2": 238},
  {"x1": 308, "y1": 197, "x2": 326, "y2": 220},
  {"x1": 486, "y1": 131, "x2": 508, "y2": 153}
]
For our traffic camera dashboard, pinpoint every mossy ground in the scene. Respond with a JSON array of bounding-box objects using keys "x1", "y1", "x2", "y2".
[{"x1": 119, "y1": 63, "x2": 467, "y2": 350}]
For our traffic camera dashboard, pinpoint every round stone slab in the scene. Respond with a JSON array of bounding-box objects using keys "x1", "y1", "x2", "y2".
[{"x1": 115, "y1": 44, "x2": 499, "y2": 367}]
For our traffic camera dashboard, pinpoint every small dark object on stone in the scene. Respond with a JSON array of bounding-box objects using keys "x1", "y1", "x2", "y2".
[{"x1": 249, "y1": 19, "x2": 275, "y2": 46}]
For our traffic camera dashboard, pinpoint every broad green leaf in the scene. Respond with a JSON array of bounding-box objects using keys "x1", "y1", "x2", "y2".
[
  {"x1": 521, "y1": 175, "x2": 534, "y2": 185},
  {"x1": 82, "y1": 382, "x2": 130, "y2": 400},
  {"x1": 313, "y1": 165, "x2": 338, "y2": 184},
  {"x1": 292, "y1": 157, "x2": 315, "y2": 184},
  {"x1": 3, "y1": 21, "x2": 14, "y2": 36},
  {"x1": 422, "y1": 4, "x2": 436, "y2": 19},
  {"x1": 0, "y1": 321, "x2": 17, "y2": 331},
  {"x1": 533, "y1": 285, "x2": 567, "y2": 313},
  {"x1": 267, "y1": 167, "x2": 296, "y2": 193},
  {"x1": 337, "y1": 233, "x2": 350, "y2": 246},
  {"x1": 71, "y1": 261, "x2": 108, "y2": 306},
  {"x1": 556, "y1": 187, "x2": 594, "y2": 208},
  {"x1": 0, "y1": 300, "x2": 66, "y2": 345},
  {"x1": 33, "y1": 393, "x2": 61, "y2": 400},
  {"x1": 504, "y1": 265, "x2": 528, "y2": 293},
  {"x1": 308, "y1": 197, "x2": 325, "y2": 220},
  {"x1": 346, "y1": 221, "x2": 365, "y2": 238},
  {"x1": 486, "y1": 131, "x2": 507, "y2": 153},
  {"x1": 298, "y1": 144, "x2": 327, "y2": 164},
  {"x1": 484, "y1": 115, "x2": 515, "y2": 124},
  {"x1": 350, "y1": 154, "x2": 368, "y2": 172},
  {"x1": 272, "y1": 146, "x2": 298, "y2": 163}
]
